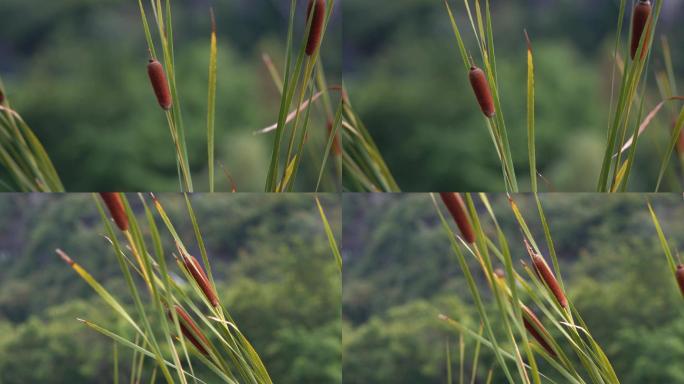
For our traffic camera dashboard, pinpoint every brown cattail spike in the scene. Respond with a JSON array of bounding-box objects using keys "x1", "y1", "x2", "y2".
[
  {"x1": 0, "y1": 89, "x2": 4, "y2": 104},
  {"x1": 439, "y1": 193, "x2": 476, "y2": 244},
  {"x1": 327, "y1": 119, "x2": 341, "y2": 156},
  {"x1": 522, "y1": 305, "x2": 556, "y2": 357},
  {"x1": 147, "y1": 59, "x2": 172, "y2": 110},
  {"x1": 170, "y1": 305, "x2": 210, "y2": 355},
  {"x1": 526, "y1": 242, "x2": 567, "y2": 308},
  {"x1": 99, "y1": 193, "x2": 129, "y2": 231},
  {"x1": 630, "y1": 0, "x2": 652, "y2": 60},
  {"x1": 676, "y1": 265, "x2": 684, "y2": 298},
  {"x1": 183, "y1": 254, "x2": 219, "y2": 307},
  {"x1": 305, "y1": 0, "x2": 325, "y2": 56},
  {"x1": 469, "y1": 66, "x2": 496, "y2": 118}
]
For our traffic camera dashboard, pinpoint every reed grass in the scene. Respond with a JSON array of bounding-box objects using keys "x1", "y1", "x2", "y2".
[
  {"x1": 57, "y1": 193, "x2": 341, "y2": 382},
  {"x1": 443, "y1": 0, "x2": 683, "y2": 192},
  {"x1": 0, "y1": 77, "x2": 64, "y2": 192},
  {"x1": 434, "y1": 193, "x2": 620, "y2": 383},
  {"x1": 263, "y1": 0, "x2": 338, "y2": 192},
  {"x1": 58, "y1": 193, "x2": 274, "y2": 383}
]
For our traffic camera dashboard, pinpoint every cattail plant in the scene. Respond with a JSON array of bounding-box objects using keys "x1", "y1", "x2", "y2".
[
  {"x1": 147, "y1": 59, "x2": 172, "y2": 110},
  {"x1": 468, "y1": 66, "x2": 495, "y2": 118},
  {"x1": 99, "y1": 193, "x2": 129, "y2": 231},
  {"x1": 170, "y1": 305, "x2": 210, "y2": 355},
  {"x1": 443, "y1": 2, "x2": 519, "y2": 192},
  {"x1": 263, "y1": 1, "x2": 338, "y2": 192},
  {"x1": 305, "y1": 0, "x2": 326, "y2": 56},
  {"x1": 630, "y1": 0, "x2": 652, "y2": 61},
  {"x1": 522, "y1": 305, "x2": 556, "y2": 357},
  {"x1": 439, "y1": 192, "x2": 475, "y2": 244},
  {"x1": 597, "y1": 0, "x2": 667, "y2": 192},
  {"x1": 434, "y1": 193, "x2": 619, "y2": 383},
  {"x1": 526, "y1": 240, "x2": 568, "y2": 308},
  {"x1": 181, "y1": 252, "x2": 219, "y2": 307},
  {"x1": 60, "y1": 193, "x2": 274, "y2": 383}
]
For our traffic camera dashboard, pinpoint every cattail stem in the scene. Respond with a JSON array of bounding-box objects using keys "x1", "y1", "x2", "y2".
[
  {"x1": 469, "y1": 66, "x2": 496, "y2": 118},
  {"x1": 182, "y1": 253, "x2": 219, "y2": 307},
  {"x1": 305, "y1": 0, "x2": 326, "y2": 56},
  {"x1": 147, "y1": 59, "x2": 173, "y2": 110},
  {"x1": 170, "y1": 305, "x2": 210, "y2": 356},
  {"x1": 100, "y1": 193, "x2": 129, "y2": 231},
  {"x1": 630, "y1": 0, "x2": 652, "y2": 60},
  {"x1": 439, "y1": 192, "x2": 476, "y2": 244},
  {"x1": 522, "y1": 305, "x2": 557, "y2": 357},
  {"x1": 676, "y1": 265, "x2": 684, "y2": 298},
  {"x1": 526, "y1": 241, "x2": 568, "y2": 308}
]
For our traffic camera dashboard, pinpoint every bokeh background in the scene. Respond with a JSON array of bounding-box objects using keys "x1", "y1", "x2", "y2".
[
  {"x1": 343, "y1": 193, "x2": 684, "y2": 383},
  {"x1": 344, "y1": 0, "x2": 684, "y2": 191},
  {"x1": 0, "y1": 193, "x2": 341, "y2": 383},
  {"x1": 0, "y1": 0, "x2": 341, "y2": 191}
]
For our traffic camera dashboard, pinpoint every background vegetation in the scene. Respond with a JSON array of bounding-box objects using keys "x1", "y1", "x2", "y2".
[
  {"x1": 343, "y1": 193, "x2": 684, "y2": 383},
  {"x1": 0, "y1": 0, "x2": 341, "y2": 191},
  {"x1": 0, "y1": 193, "x2": 341, "y2": 383},
  {"x1": 344, "y1": 0, "x2": 684, "y2": 191}
]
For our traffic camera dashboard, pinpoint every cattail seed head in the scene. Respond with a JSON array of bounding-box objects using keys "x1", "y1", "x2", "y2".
[
  {"x1": 305, "y1": 0, "x2": 325, "y2": 56},
  {"x1": 182, "y1": 254, "x2": 219, "y2": 307},
  {"x1": 529, "y1": 248, "x2": 567, "y2": 308},
  {"x1": 676, "y1": 265, "x2": 684, "y2": 298},
  {"x1": 327, "y1": 119, "x2": 341, "y2": 156},
  {"x1": 0, "y1": 89, "x2": 4, "y2": 104},
  {"x1": 439, "y1": 192, "x2": 476, "y2": 244},
  {"x1": 522, "y1": 305, "x2": 556, "y2": 357},
  {"x1": 170, "y1": 305, "x2": 210, "y2": 355},
  {"x1": 630, "y1": 0, "x2": 652, "y2": 60},
  {"x1": 99, "y1": 193, "x2": 129, "y2": 231},
  {"x1": 469, "y1": 66, "x2": 496, "y2": 118},
  {"x1": 147, "y1": 59, "x2": 172, "y2": 110}
]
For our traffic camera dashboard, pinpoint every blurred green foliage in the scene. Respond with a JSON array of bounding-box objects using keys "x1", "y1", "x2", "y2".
[
  {"x1": 344, "y1": 0, "x2": 684, "y2": 191},
  {"x1": 343, "y1": 193, "x2": 684, "y2": 383},
  {"x1": 0, "y1": 193, "x2": 341, "y2": 383},
  {"x1": 0, "y1": 0, "x2": 341, "y2": 191}
]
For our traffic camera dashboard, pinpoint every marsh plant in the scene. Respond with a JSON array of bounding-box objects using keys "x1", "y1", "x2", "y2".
[
  {"x1": 435, "y1": 193, "x2": 620, "y2": 383},
  {"x1": 57, "y1": 192, "x2": 341, "y2": 383},
  {"x1": 443, "y1": 0, "x2": 683, "y2": 192}
]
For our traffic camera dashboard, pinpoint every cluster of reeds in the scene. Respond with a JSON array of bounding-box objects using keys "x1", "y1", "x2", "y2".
[
  {"x1": 140, "y1": 0, "x2": 344, "y2": 192},
  {"x1": 58, "y1": 193, "x2": 273, "y2": 383},
  {"x1": 260, "y1": 0, "x2": 342, "y2": 192},
  {"x1": 0, "y1": 77, "x2": 64, "y2": 191},
  {"x1": 595, "y1": 0, "x2": 684, "y2": 192},
  {"x1": 444, "y1": 0, "x2": 683, "y2": 192},
  {"x1": 434, "y1": 193, "x2": 620, "y2": 383}
]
